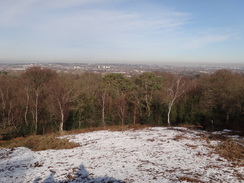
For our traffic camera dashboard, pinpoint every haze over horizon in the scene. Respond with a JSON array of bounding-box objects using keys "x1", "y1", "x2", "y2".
[{"x1": 0, "y1": 0, "x2": 243, "y2": 64}]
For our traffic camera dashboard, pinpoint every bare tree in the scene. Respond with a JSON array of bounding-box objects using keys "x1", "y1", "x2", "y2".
[
  {"x1": 72, "y1": 73, "x2": 100, "y2": 128},
  {"x1": 167, "y1": 77, "x2": 187, "y2": 125},
  {"x1": 101, "y1": 74, "x2": 133, "y2": 125},
  {"x1": 158, "y1": 72, "x2": 188, "y2": 126},
  {"x1": 48, "y1": 75, "x2": 73, "y2": 132},
  {"x1": 115, "y1": 93, "x2": 127, "y2": 125},
  {"x1": 99, "y1": 91, "x2": 107, "y2": 126},
  {"x1": 135, "y1": 73, "x2": 161, "y2": 119},
  {"x1": 22, "y1": 67, "x2": 57, "y2": 134},
  {"x1": 0, "y1": 76, "x2": 21, "y2": 132},
  {"x1": 200, "y1": 69, "x2": 244, "y2": 128}
]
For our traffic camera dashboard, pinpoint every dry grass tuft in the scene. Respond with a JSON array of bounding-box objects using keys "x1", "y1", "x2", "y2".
[
  {"x1": 173, "y1": 134, "x2": 189, "y2": 141},
  {"x1": 0, "y1": 135, "x2": 79, "y2": 151},
  {"x1": 178, "y1": 176, "x2": 204, "y2": 183},
  {"x1": 185, "y1": 143, "x2": 198, "y2": 149},
  {"x1": 215, "y1": 139, "x2": 244, "y2": 166},
  {"x1": 179, "y1": 124, "x2": 203, "y2": 130},
  {"x1": 208, "y1": 134, "x2": 229, "y2": 141},
  {"x1": 198, "y1": 135, "x2": 211, "y2": 144},
  {"x1": 198, "y1": 133, "x2": 227, "y2": 144}
]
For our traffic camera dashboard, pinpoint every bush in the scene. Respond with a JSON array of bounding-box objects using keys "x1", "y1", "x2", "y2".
[
  {"x1": 0, "y1": 135, "x2": 79, "y2": 151},
  {"x1": 215, "y1": 139, "x2": 244, "y2": 165}
]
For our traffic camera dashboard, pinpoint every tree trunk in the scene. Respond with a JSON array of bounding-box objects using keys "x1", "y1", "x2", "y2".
[
  {"x1": 57, "y1": 100, "x2": 64, "y2": 131},
  {"x1": 118, "y1": 104, "x2": 125, "y2": 125},
  {"x1": 60, "y1": 112, "x2": 64, "y2": 131},
  {"x1": 101, "y1": 92, "x2": 106, "y2": 126},
  {"x1": 35, "y1": 91, "x2": 39, "y2": 134},
  {"x1": 133, "y1": 103, "x2": 137, "y2": 125},
  {"x1": 7, "y1": 102, "x2": 14, "y2": 126},
  {"x1": 121, "y1": 117, "x2": 124, "y2": 126},
  {"x1": 145, "y1": 94, "x2": 151, "y2": 117},
  {"x1": 0, "y1": 89, "x2": 6, "y2": 129},
  {"x1": 24, "y1": 89, "x2": 30, "y2": 125},
  {"x1": 167, "y1": 101, "x2": 174, "y2": 126},
  {"x1": 167, "y1": 78, "x2": 183, "y2": 126}
]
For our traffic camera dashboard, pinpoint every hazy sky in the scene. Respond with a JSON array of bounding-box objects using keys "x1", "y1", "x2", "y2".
[{"x1": 0, "y1": 0, "x2": 243, "y2": 64}]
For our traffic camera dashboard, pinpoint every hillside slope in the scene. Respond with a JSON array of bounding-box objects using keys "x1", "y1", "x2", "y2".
[{"x1": 0, "y1": 127, "x2": 243, "y2": 183}]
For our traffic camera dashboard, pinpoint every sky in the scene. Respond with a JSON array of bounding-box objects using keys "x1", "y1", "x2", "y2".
[{"x1": 0, "y1": 0, "x2": 243, "y2": 64}]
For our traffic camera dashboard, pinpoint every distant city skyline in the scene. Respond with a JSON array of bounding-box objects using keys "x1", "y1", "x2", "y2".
[{"x1": 0, "y1": 0, "x2": 244, "y2": 64}]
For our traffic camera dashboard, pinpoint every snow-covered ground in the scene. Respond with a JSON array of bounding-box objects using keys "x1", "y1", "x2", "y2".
[{"x1": 0, "y1": 127, "x2": 243, "y2": 183}]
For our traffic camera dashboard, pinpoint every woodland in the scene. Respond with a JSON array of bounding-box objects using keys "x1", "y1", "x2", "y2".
[{"x1": 0, "y1": 67, "x2": 243, "y2": 139}]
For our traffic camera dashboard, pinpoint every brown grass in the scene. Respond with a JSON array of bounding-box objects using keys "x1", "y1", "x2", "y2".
[
  {"x1": 0, "y1": 125, "x2": 148, "y2": 151},
  {"x1": 185, "y1": 143, "x2": 198, "y2": 149},
  {"x1": 179, "y1": 124, "x2": 203, "y2": 130},
  {"x1": 208, "y1": 134, "x2": 229, "y2": 141},
  {"x1": 197, "y1": 133, "x2": 228, "y2": 145},
  {"x1": 215, "y1": 139, "x2": 244, "y2": 166},
  {"x1": 196, "y1": 133, "x2": 244, "y2": 165},
  {"x1": 108, "y1": 124, "x2": 149, "y2": 132},
  {"x1": 178, "y1": 176, "x2": 204, "y2": 183},
  {"x1": 173, "y1": 134, "x2": 189, "y2": 141},
  {"x1": 60, "y1": 124, "x2": 149, "y2": 136},
  {"x1": 0, "y1": 134, "x2": 79, "y2": 151},
  {"x1": 198, "y1": 135, "x2": 211, "y2": 144}
]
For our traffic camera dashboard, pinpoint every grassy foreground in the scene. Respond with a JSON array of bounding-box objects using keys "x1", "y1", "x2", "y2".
[
  {"x1": 0, "y1": 125, "x2": 148, "y2": 151},
  {"x1": 0, "y1": 135, "x2": 79, "y2": 151}
]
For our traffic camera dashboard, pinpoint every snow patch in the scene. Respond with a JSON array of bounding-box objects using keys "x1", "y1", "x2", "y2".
[{"x1": 0, "y1": 127, "x2": 243, "y2": 183}]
